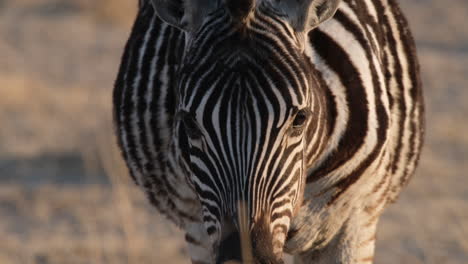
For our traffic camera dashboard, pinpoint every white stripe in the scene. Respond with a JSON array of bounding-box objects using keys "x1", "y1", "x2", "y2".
[
  {"x1": 363, "y1": 0, "x2": 379, "y2": 22},
  {"x1": 384, "y1": 1, "x2": 414, "y2": 180},
  {"x1": 305, "y1": 43, "x2": 349, "y2": 172},
  {"x1": 316, "y1": 18, "x2": 378, "y2": 182}
]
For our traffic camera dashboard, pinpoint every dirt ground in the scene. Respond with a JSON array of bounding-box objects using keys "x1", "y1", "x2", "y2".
[{"x1": 0, "y1": 0, "x2": 467, "y2": 263}]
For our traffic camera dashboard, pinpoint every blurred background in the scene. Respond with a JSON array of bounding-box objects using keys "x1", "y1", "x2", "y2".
[{"x1": 0, "y1": 0, "x2": 466, "y2": 263}]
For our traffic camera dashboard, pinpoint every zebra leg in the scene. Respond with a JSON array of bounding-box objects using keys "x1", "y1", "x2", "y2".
[
  {"x1": 295, "y1": 212, "x2": 379, "y2": 264},
  {"x1": 185, "y1": 221, "x2": 215, "y2": 264}
]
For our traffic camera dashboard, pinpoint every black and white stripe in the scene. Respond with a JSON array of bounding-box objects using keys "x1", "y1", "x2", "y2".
[{"x1": 113, "y1": 0, "x2": 424, "y2": 263}]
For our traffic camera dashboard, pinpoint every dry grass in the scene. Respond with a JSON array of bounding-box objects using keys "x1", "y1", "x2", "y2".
[
  {"x1": 0, "y1": 184, "x2": 187, "y2": 264},
  {"x1": 0, "y1": 75, "x2": 109, "y2": 156},
  {"x1": 9, "y1": 0, "x2": 137, "y2": 26},
  {"x1": 0, "y1": 0, "x2": 467, "y2": 263}
]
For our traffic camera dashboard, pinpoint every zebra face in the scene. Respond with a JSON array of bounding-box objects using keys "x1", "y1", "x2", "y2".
[
  {"x1": 175, "y1": 22, "x2": 320, "y2": 264},
  {"x1": 151, "y1": 0, "x2": 340, "y2": 262},
  {"x1": 177, "y1": 68, "x2": 311, "y2": 264},
  {"x1": 177, "y1": 57, "x2": 311, "y2": 254}
]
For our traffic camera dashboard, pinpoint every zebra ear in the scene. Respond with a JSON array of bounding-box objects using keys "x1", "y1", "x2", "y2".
[
  {"x1": 274, "y1": 0, "x2": 341, "y2": 32},
  {"x1": 149, "y1": 0, "x2": 217, "y2": 31}
]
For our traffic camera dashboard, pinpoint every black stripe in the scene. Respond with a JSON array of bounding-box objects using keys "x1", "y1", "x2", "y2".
[
  {"x1": 306, "y1": 28, "x2": 368, "y2": 182},
  {"x1": 327, "y1": 9, "x2": 389, "y2": 203},
  {"x1": 389, "y1": 2, "x2": 424, "y2": 187},
  {"x1": 305, "y1": 64, "x2": 333, "y2": 163},
  {"x1": 113, "y1": 4, "x2": 145, "y2": 179},
  {"x1": 373, "y1": 0, "x2": 407, "y2": 176},
  {"x1": 146, "y1": 20, "x2": 182, "y2": 202},
  {"x1": 137, "y1": 15, "x2": 159, "y2": 173},
  {"x1": 121, "y1": 7, "x2": 153, "y2": 177}
]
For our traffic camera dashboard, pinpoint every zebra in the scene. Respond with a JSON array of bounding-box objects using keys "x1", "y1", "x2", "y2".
[{"x1": 113, "y1": 0, "x2": 424, "y2": 263}]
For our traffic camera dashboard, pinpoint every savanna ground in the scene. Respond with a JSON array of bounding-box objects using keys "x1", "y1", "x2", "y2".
[{"x1": 0, "y1": 0, "x2": 467, "y2": 263}]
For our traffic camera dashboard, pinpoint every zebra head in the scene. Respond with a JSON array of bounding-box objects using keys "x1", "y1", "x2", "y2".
[{"x1": 151, "y1": 0, "x2": 340, "y2": 263}]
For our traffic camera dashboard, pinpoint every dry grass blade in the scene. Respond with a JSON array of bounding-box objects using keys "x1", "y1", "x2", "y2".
[{"x1": 238, "y1": 201, "x2": 254, "y2": 263}]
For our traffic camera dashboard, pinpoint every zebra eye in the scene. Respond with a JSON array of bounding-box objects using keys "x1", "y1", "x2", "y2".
[
  {"x1": 182, "y1": 114, "x2": 202, "y2": 139},
  {"x1": 292, "y1": 109, "x2": 309, "y2": 128}
]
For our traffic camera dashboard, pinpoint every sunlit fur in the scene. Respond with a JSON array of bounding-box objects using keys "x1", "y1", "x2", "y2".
[{"x1": 113, "y1": 0, "x2": 424, "y2": 263}]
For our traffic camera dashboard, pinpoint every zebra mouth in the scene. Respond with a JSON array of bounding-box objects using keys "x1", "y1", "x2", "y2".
[{"x1": 216, "y1": 213, "x2": 287, "y2": 264}]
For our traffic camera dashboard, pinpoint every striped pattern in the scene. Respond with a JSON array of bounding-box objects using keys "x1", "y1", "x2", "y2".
[{"x1": 113, "y1": 0, "x2": 424, "y2": 263}]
